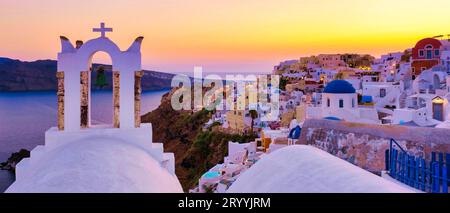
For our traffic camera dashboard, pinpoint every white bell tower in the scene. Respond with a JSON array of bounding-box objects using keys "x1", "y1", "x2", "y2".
[
  {"x1": 9, "y1": 24, "x2": 178, "y2": 192},
  {"x1": 56, "y1": 22, "x2": 144, "y2": 130}
]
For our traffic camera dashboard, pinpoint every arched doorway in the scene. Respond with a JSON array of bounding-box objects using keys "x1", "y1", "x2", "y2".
[{"x1": 432, "y1": 97, "x2": 444, "y2": 121}]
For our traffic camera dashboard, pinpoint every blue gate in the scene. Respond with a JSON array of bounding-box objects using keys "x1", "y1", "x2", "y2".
[{"x1": 385, "y1": 138, "x2": 450, "y2": 193}]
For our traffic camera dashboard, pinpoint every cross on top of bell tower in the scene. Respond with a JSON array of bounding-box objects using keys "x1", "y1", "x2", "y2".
[{"x1": 93, "y1": 22, "x2": 112, "y2": 38}]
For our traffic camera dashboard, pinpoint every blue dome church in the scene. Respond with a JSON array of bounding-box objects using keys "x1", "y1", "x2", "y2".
[{"x1": 313, "y1": 79, "x2": 380, "y2": 124}]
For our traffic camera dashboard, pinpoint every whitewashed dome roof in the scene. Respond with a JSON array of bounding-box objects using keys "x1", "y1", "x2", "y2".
[
  {"x1": 6, "y1": 137, "x2": 183, "y2": 193},
  {"x1": 227, "y1": 145, "x2": 416, "y2": 193}
]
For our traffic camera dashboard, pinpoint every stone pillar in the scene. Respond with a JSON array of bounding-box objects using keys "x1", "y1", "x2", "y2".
[
  {"x1": 134, "y1": 71, "x2": 144, "y2": 128},
  {"x1": 56, "y1": 71, "x2": 65, "y2": 131},
  {"x1": 113, "y1": 71, "x2": 120, "y2": 128},
  {"x1": 80, "y1": 71, "x2": 89, "y2": 128}
]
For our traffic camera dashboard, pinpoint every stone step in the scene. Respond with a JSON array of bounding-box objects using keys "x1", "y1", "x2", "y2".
[
  {"x1": 30, "y1": 145, "x2": 46, "y2": 163},
  {"x1": 150, "y1": 142, "x2": 164, "y2": 162},
  {"x1": 14, "y1": 158, "x2": 30, "y2": 182},
  {"x1": 162, "y1": 153, "x2": 175, "y2": 175}
]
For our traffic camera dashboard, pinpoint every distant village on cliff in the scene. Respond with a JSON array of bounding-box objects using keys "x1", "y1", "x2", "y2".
[{"x1": 187, "y1": 35, "x2": 450, "y2": 193}]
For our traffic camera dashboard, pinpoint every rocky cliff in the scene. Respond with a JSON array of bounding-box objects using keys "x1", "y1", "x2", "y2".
[
  {"x1": 141, "y1": 89, "x2": 256, "y2": 191},
  {"x1": 0, "y1": 57, "x2": 175, "y2": 91},
  {"x1": 0, "y1": 149, "x2": 30, "y2": 172}
]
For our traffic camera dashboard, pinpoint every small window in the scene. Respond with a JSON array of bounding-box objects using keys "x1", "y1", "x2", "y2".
[
  {"x1": 327, "y1": 98, "x2": 330, "y2": 107},
  {"x1": 435, "y1": 50, "x2": 440, "y2": 56},
  {"x1": 380, "y1": 88, "x2": 386, "y2": 98},
  {"x1": 352, "y1": 98, "x2": 355, "y2": 108},
  {"x1": 419, "y1": 50, "x2": 424, "y2": 57},
  {"x1": 339, "y1": 99, "x2": 344, "y2": 108}
]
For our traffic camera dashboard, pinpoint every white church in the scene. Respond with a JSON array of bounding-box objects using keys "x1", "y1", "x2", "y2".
[
  {"x1": 6, "y1": 23, "x2": 183, "y2": 193},
  {"x1": 298, "y1": 80, "x2": 380, "y2": 124}
]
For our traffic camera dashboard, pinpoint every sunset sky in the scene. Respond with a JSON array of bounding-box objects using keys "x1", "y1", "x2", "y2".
[{"x1": 1, "y1": 0, "x2": 450, "y2": 74}]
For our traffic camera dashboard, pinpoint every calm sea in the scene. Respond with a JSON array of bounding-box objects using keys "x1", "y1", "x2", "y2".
[{"x1": 0, "y1": 90, "x2": 168, "y2": 192}]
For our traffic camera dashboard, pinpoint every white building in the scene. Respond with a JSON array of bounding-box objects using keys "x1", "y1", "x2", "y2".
[
  {"x1": 440, "y1": 50, "x2": 450, "y2": 74},
  {"x1": 392, "y1": 94, "x2": 448, "y2": 127},
  {"x1": 374, "y1": 52, "x2": 403, "y2": 81},
  {"x1": 396, "y1": 62, "x2": 412, "y2": 87},
  {"x1": 412, "y1": 69, "x2": 447, "y2": 94},
  {"x1": 311, "y1": 68, "x2": 338, "y2": 81},
  {"x1": 392, "y1": 70, "x2": 450, "y2": 127},
  {"x1": 362, "y1": 81, "x2": 403, "y2": 109},
  {"x1": 302, "y1": 80, "x2": 380, "y2": 124}
]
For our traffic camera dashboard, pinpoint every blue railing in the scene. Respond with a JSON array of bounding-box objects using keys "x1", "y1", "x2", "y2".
[{"x1": 385, "y1": 138, "x2": 449, "y2": 193}]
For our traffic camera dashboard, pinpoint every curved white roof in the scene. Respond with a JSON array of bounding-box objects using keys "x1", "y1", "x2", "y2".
[
  {"x1": 227, "y1": 145, "x2": 415, "y2": 193},
  {"x1": 6, "y1": 137, "x2": 183, "y2": 193}
]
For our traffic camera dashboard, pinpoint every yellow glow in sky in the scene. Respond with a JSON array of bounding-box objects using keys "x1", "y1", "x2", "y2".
[{"x1": 1, "y1": 0, "x2": 450, "y2": 73}]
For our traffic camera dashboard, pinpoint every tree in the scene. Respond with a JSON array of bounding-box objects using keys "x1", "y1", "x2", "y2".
[
  {"x1": 249, "y1": 109, "x2": 258, "y2": 134},
  {"x1": 334, "y1": 72, "x2": 344, "y2": 80},
  {"x1": 279, "y1": 77, "x2": 288, "y2": 91},
  {"x1": 401, "y1": 49, "x2": 412, "y2": 62}
]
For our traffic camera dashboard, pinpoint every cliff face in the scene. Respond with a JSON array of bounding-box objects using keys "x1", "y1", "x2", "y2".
[
  {"x1": 0, "y1": 58, "x2": 57, "y2": 91},
  {"x1": 141, "y1": 90, "x2": 210, "y2": 191},
  {"x1": 0, "y1": 57, "x2": 174, "y2": 91},
  {"x1": 141, "y1": 89, "x2": 256, "y2": 191}
]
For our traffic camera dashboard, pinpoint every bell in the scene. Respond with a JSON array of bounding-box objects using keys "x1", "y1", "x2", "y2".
[{"x1": 94, "y1": 66, "x2": 108, "y2": 88}]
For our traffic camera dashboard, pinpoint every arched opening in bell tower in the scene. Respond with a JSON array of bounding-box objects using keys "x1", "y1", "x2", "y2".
[{"x1": 80, "y1": 51, "x2": 118, "y2": 128}]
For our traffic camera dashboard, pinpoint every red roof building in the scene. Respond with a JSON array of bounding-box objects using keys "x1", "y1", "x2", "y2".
[{"x1": 411, "y1": 38, "x2": 442, "y2": 78}]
